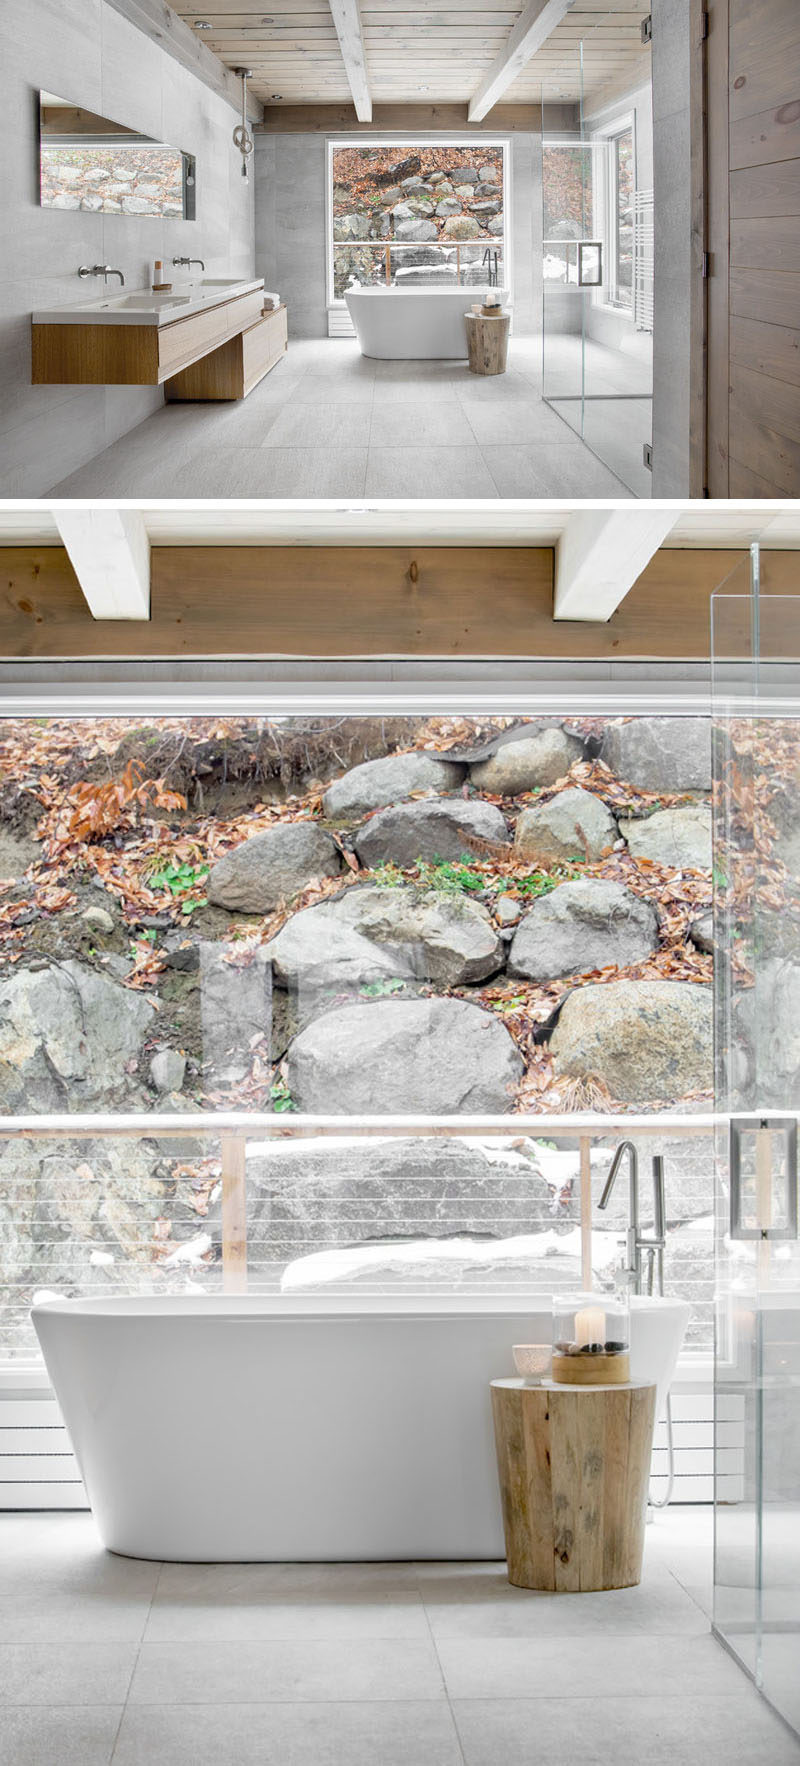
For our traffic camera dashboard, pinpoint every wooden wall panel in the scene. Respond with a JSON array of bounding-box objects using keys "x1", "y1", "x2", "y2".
[
  {"x1": 1, "y1": 546, "x2": 799, "y2": 663},
  {"x1": 708, "y1": 0, "x2": 800, "y2": 495}
]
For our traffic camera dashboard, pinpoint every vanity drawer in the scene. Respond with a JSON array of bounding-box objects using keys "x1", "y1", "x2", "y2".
[
  {"x1": 157, "y1": 290, "x2": 264, "y2": 379},
  {"x1": 242, "y1": 305, "x2": 288, "y2": 394},
  {"x1": 165, "y1": 304, "x2": 288, "y2": 401}
]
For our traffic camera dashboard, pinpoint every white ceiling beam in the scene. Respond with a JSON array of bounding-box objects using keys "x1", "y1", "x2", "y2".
[
  {"x1": 328, "y1": 0, "x2": 372, "y2": 123},
  {"x1": 55, "y1": 510, "x2": 150, "y2": 621},
  {"x1": 468, "y1": 0, "x2": 576, "y2": 122},
  {"x1": 554, "y1": 509, "x2": 678, "y2": 622}
]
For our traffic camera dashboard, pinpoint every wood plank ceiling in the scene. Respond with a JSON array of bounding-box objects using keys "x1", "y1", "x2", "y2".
[{"x1": 174, "y1": 0, "x2": 651, "y2": 113}]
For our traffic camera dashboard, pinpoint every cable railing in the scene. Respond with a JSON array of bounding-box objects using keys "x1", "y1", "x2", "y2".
[{"x1": 331, "y1": 240, "x2": 505, "y2": 299}]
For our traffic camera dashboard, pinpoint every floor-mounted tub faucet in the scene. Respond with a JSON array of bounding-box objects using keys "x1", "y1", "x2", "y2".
[
  {"x1": 598, "y1": 1140, "x2": 666, "y2": 1295},
  {"x1": 173, "y1": 257, "x2": 205, "y2": 272}
]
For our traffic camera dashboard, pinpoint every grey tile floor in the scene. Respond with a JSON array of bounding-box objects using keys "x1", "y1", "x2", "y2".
[
  {"x1": 46, "y1": 336, "x2": 633, "y2": 501},
  {"x1": 1, "y1": 1506, "x2": 798, "y2": 1765}
]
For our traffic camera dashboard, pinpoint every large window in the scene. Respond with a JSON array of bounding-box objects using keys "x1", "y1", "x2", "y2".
[
  {"x1": 328, "y1": 140, "x2": 508, "y2": 302},
  {"x1": 0, "y1": 709, "x2": 716, "y2": 1367}
]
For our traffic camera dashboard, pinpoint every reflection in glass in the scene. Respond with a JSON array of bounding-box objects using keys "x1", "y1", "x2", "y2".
[{"x1": 39, "y1": 91, "x2": 195, "y2": 220}]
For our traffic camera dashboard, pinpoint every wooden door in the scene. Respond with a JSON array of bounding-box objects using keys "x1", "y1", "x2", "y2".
[{"x1": 707, "y1": 0, "x2": 800, "y2": 495}]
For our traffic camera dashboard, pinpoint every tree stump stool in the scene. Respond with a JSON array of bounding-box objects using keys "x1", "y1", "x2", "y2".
[
  {"x1": 490, "y1": 1378, "x2": 657, "y2": 1592},
  {"x1": 465, "y1": 311, "x2": 510, "y2": 375}
]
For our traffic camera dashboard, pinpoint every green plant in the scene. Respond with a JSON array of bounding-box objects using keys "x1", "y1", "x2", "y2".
[
  {"x1": 371, "y1": 862, "x2": 406, "y2": 889},
  {"x1": 148, "y1": 859, "x2": 210, "y2": 897},
  {"x1": 497, "y1": 871, "x2": 557, "y2": 900},
  {"x1": 414, "y1": 857, "x2": 485, "y2": 896},
  {"x1": 359, "y1": 977, "x2": 406, "y2": 997},
  {"x1": 270, "y1": 1078, "x2": 296, "y2": 1114}
]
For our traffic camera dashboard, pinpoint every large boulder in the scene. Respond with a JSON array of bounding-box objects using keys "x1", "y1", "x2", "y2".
[
  {"x1": 238, "y1": 1135, "x2": 566, "y2": 1270},
  {"x1": 441, "y1": 214, "x2": 482, "y2": 240},
  {"x1": 0, "y1": 960, "x2": 155, "y2": 1111},
  {"x1": 469, "y1": 726, "x2": 582, "y2": 794},
  {"x1": 601, "y1": 717, "x2": 712, "y2": 791},
  {"x1": 199, "y1": 944, "x2": 272, "y2": 1080},
  {"x1": 355, "y1": 798, "x2": 510, "y2": 869},
  {"x1": 620, "y1": 803, "x2": 712, "y2": 870},
  {"x1": 394, "y1": 217, "x2": 438, "y2": 243},
  {"x1": 286, "y1": 996, "x2": 523, "y2": 1113},
  {"x1": 508, "y1": 879, "x2": 658, "y2": 981},
  {"x1": 207, "y1": 824, "x2": 341, "y2": 913},
  {"x1": 514, "y1": 787, "x2": 617, "y2": 863},
  {"x1": 322, "y1": 750, "x2": 465, "y2": 818},
  {"x1": 266, "y1": 908, "x2": 417, "y2": 998},
  {"x1": 550, "y1": 979, "x2": 713, "y2": 1103},
  {"x1": 327, "y1": 883, "x2": 503, "y2": 985}
]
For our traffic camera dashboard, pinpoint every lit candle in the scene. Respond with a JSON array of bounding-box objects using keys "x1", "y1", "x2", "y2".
[{"x1": 574, "y1": 1305, "x2": 606, "y2": 1349}]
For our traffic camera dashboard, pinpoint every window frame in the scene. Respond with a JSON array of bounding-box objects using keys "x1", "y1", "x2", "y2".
[
  {"x1": 325, "y1": 135, "x2": 512, "y2": 309},
  {"x1": 590, "y1": 112, "x2": 636, "y2": 316}
]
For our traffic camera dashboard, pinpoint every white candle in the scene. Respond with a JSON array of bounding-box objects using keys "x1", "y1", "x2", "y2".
[{"x1": 574, "y1": 1305, "x2": 606, "y2": 1349}]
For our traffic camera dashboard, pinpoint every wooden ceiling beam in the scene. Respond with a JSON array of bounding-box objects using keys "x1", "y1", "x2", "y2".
[
  {"x1": 106, "y1": 0, "x2": 264, "y2": 120},
  {"x1": 468, "y1": 0, "x2": 577, "y2": 121},
  {"x1": 53, "y1": 511, "x2": 151, "y2": 622},
  {"x1": 327, "y1": 0, "x2": 373, "y2": 120},
  {"x1": 554, "y1": 509, "x2": 678, "y2": 621}
]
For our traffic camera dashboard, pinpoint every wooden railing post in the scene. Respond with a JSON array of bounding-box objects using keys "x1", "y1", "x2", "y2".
[
  {"x1": 385, "y1": 243, "x2": 391, "y2": 285},
  {"x1": 579, "y1": 1134, "x2": 593, "y2": 1290},
  {"x1": 221, "y1": 1131, "x2": 248, "y2": 1293}
]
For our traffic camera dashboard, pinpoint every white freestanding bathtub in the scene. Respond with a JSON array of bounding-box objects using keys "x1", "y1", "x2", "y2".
[
  {"x1": 32, "y1": 1292, "x2": 688, "y2": 1561},
  {"x1": 345, "y1": 284, "x2": 511, "y2": 360}
]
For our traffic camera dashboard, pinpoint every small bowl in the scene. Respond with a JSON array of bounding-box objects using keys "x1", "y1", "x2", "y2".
[{"x1": 513, "y1": 1343, "x2": 552, "y2": 1382}]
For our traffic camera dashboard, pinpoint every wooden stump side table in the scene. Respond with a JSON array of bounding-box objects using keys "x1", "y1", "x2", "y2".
[
  {"x1": 490, "y1": 1378, "x2": 656, "y2": 1592},
  {"x1": 464, "y1": 311, "x2": 510, "y2": 375}
]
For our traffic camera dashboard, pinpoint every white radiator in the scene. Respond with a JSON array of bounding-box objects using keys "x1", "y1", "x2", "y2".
[
  {"x1": 328, "y1": 305, "x2": 356, "y2": 338},
  {"x1": 633, "y1": 188, "x2": 654, "y2": 334}
]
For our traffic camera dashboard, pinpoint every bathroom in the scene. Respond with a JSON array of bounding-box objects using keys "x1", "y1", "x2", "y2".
[
  {"x1": 2, "y1": 0, "x2": 798, "y2": 499},
  {"x1": 1, "y1": 502, "x2": 799, "y2": 1763}
]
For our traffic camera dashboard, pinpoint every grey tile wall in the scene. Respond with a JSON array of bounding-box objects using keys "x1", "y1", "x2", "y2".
[{"x1": 0, "y1": 0, "x2": 255, "y2": 495}]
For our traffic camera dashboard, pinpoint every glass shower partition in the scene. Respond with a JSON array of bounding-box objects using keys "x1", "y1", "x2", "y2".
[
  {"x1": 541, "y1": 43, "x2": 653, "y2": 497},
  {"x1": 712, "y1": 555, "x2": 800, "y2": 1739}
]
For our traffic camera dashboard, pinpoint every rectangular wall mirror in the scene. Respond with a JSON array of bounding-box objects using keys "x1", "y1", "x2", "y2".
[{"x1": 39, "y1": 91, "x2": 196, "y2": 219}]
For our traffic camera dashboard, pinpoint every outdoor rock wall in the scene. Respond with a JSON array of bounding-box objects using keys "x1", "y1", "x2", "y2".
[{"x1": 0, "y1": 712, "x2": 721, "y2": 1358}]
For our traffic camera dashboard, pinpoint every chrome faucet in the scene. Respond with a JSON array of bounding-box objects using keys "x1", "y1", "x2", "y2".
[
  {"x1": 78, "y1": 264, "x2": 125, "y2": 285},
  {"x1": 173, "y1": 256, "x2": 205, "y2": 272},
  {"x1": 597, "y1": 1141, "x2": 666, "y2": 1295}
]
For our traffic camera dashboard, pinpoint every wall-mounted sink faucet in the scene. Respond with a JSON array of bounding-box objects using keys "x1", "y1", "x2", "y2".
[
  {"x1": 173, "y1": 257, "x2": 205, "y2": 272},
  {"x1": 598, "y1": 1141, "x2": 666, "y2": 1296},
  {"x1": 78, "y1": 264, "x2": 125, "y2": 285}
]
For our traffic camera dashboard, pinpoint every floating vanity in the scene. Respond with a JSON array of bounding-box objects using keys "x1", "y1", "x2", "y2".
[{"x1": 31, "y1": 278, "x2": 286, "y2": 400}]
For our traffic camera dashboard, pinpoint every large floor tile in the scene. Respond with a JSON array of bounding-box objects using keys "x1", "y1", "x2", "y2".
[
  {"x1": 290, "y1": 373, "x2": 375, "y2": 405},
  {"x1": 146, "y1": 1562, "x2": 427, "y2": 1642},
  {"x1": 365, "y1": 446, "x2": 497, "y2": 497},
  {"x1": 369, "y1": 400, "x2": 477, "y2": 447},
  {"x1": 463, "y1": 399, "x2": 579, "y2": 445},
  {"x1": 167, "y1": 446, "x2": 368, "y2": 497},
  {"x1": 418, "y1": 1564, "x2": 708, "y2": 1638},
  {"x1": 452, "y1": 1693, "x2": 800, "y2": 1766},
  {"x1": 0, "y1": 1705, "x2": 122, "y2": 1766},
  {"x1": 456, "y1": 369, "x2": 540, "y2": 404},
  {"x1": 437, "y1": 1633, "x2": 745, "y2": 1701},
  {"x1": 0, "y1": 1517, "x2": 159, "y2": 1643},
  {"x1": 261, "y1": 403, "x2": 372, "y2": 448},
  {"x1": 128, "y1": 1637, "x2": 445, "y2": 1704},
  {"x1": 113, "y1": 1701, "x2": 464, "y2": 1766},
  {"x1": 0, "y1": 1642, "x2": 136, "y2": 1706},
  {"x1": 482, "y1": 442, "x2": 630, "y2": 498}
]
